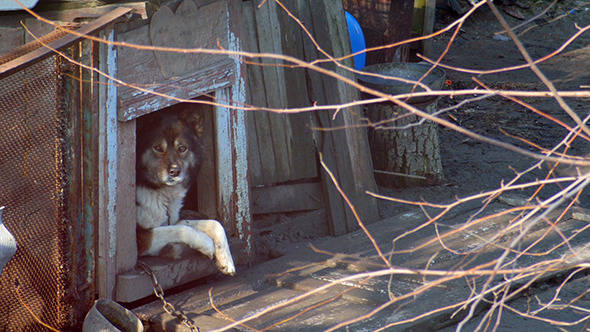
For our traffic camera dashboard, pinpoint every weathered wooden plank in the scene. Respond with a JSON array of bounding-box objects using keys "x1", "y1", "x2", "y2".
[
  {"x1": 256, "y1": 209, "x2": 330, "y2": 238},
  {"x1": 97, "y1": 27, "x2": 119, "y2": 299},
  {"x1": 294, "y1": 0, "x2": 346, "y2": 236},
  {"x1": 253, "y1": 112, "x2": 280, "y2": 184},
  {"x1": 116, "y1": 0, "x2": 234, "y2": 121},
  {"x1": 245, "y1": 0, "x2": 319, "y2": 186},
  {"x1": 275, "y1": 0, "x2": 318, "y2": 181},
  {"x1": 243, "y1": 1, "x2": 271, "y2": 186},
  {"x1": 195, "y1": 102, "x2": 218, "y2": 219},
  {"x1": 0, "y1": 7, "x2": 132, "y2": 79},
  {"x1": 327, "y1": 0, "x2": 380, "y2": 234},
  {"x1": 423, "y1": 0, "x2": 436, "y2": 58},
  {"x1": 251, "y1": 182, "x2": 323, "y2": 215},
  {"x1": 246, "y1": 111, "x2": 265, "y2": 186},
  {"x1": 117, "y1": 55, "x2": 236, "y2": 121},
  {"x1": 253, "y1": 0, "x2": 292, "y2": 184},
  {"x1": 116, "y1": 239, "x2": 246, "y2": 303},
  {"x1": 226, "y1": 0, "x2": 254, "y2": 259},
  {"x1": 116, "y1": 119, "x2": 137, "y2": 274},
  {"x1": 305, "y1": 0, "x2": 380, "y2": 236}
]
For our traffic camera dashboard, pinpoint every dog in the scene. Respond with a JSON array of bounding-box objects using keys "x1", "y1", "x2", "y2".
[{"x1": 135, "y1": 105, "x2": 235, "y2": 276}]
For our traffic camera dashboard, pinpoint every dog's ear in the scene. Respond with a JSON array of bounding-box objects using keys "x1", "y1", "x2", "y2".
[{"x1": 179, "y1": 109, "x2": 204, "y2": 137}]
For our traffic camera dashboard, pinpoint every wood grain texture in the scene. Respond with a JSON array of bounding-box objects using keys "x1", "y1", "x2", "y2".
[
  {"x1": 251, "y1": 182, "x2": 324, "y2": 215},
  {"x1": 304, "y1": 0, "x2": 380, "y2": 236},
  {"x1": 116, "y1": 0, "x2": 234, "y2": 121}
]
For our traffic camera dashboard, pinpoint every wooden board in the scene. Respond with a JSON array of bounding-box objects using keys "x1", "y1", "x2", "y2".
[
  {"x1": 250, "y1": 182, "x2": 323, "y2": 215},
  {"x1": 0, "y1": 7, "x2": 132, "y2": 80},
  {"x1": 275, "y1": 0, "x2": 318, "y2": 181},
  {"x1": 116, "y1": 239, "x2": 246, "y2": 302},
  {"x1": 242, "y1": 1, "x2": 277, "y2": 185},
  {"x1": 115, "y1": 0, "x2": 235, "y2": 121},
  {"x1": 252, "y1": 0, "x2": 291, "y2": 184},
  {"x1": 258, "y1": 209, "x2": 329, "y2": 237},
  {"x1": 299, "y1": 0, "x2": 380, "y2": 236},
  {"x1": 244, "y1": 0, "x2": 317, "y2": 186},
  {"x1": 196, "y1": 103, "x2": 218, "y2": 219},
  {"x1": 422, "y1": 0, "x2": 436, "y2": 58}
]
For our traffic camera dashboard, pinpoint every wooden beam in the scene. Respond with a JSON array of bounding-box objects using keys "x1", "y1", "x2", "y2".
[
  {"x1": 116, "y1": 239, "x2": 246, "y2": 302},
  {"x1": 301, "y1": 0, "x2": 380, "y2": 236},
  {"x1": 422, "y1": 0, "x2": 436, "y2": 58},
  {"x1": 97, "y1": 26, "x2": 119, "y2": 299},
  {"x1": 0, "y1": 7, "x2": 132, "y2": 79},
  {"x1": 251, "y1": 182, "x2": 324, "y2": 215},
  {"x1": 223, "y1": 0, "x2": 254, "y2": 261}
]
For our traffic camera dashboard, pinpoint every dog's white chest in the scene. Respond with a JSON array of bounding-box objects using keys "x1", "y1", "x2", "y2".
[{"x1": 136, "y1": 185, "x2": 188, "y2": 228}]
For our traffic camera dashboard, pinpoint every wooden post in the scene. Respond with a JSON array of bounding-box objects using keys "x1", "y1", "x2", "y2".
[
  {"x1": 97, "y1": 26, "x2": 119, "y2": 299},
  {"x1": 302, "y1": 0, "x2": 380, "y2": 235},
  {"x1": 385, "y1": 0, "x2": 414, "y2": 63},
  {"x1": 422, "y1": 0, "x2": 436, "y2": 58}
]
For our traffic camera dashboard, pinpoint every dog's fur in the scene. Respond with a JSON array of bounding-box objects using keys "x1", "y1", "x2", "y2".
[{"x1": 136, "y1": 106, "x2": 235, "y2": 275}]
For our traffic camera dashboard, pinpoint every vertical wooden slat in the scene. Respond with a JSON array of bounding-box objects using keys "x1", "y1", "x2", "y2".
[
  {"x1": 304, "y1": 0, "x2": 380, "y2": 235},
  {"x1": 196, "y1": 102, "x2": 218, "y2": 219},
  {"x1": 66, "y1": 37, "x2": 97, "y2": 321},
  {"x1": 422, "y1": 0, "x2": 436, "y2": 58},
  {"x1": 275, "y1": 0, "x2": 317, "y2": 181},
  {"x1": 246, "y1": 111, "x2": 264, "y2": 185},
  {"x1": 115, "y1": 120, "x2": 137, "y2": 274},
  {"x1": 243, "y1": 1, "x2": 274, "y2": 185},
  {"x1": 225, "y1": 0, "x2": 254, "y2": 260},
  {"x1": 97, "y1": 27, "x2": 118, "y2": 299},
  {"x1": 245, "y1": 0, "x2": 319, "y2": 186},
  {"x1": 385, "y1": 0, "x2": 414, "y2": 62},
  {"x1": 253, "y1": 0, "x2": 292, "y2": 184}
]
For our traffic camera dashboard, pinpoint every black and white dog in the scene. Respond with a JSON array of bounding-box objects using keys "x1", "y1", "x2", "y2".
[{"x1": 135, "y1": 105, "x2": 235, "y2": 275}]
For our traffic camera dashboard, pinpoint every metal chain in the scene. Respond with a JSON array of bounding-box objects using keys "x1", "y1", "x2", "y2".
[{"x1": 137, "y1": 261, "x2": 200, "y2": 332}]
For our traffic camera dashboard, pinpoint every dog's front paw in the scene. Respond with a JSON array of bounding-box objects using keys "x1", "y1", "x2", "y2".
[
  {"x1": 216, "y1": 257, "x2": 235, "y2": 276},
  {"x1": 215, "y1": 245, "x2": 235, "y2": 276},
  {"x1": 199, "y1": 244, "x2": 215, "y2": 260}
]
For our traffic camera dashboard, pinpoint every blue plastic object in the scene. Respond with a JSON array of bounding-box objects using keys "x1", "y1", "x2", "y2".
[{"x1": 345, "y1": 11, "x2": 366, "y2": 70}]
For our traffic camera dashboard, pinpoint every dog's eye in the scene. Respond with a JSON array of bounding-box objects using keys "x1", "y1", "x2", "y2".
[
  {"x1": 178, "y1": 146, "x2": 187, "y2": 153},
  {"x1": 153, "y1": 145, "x2": 164, "y2": 153}
]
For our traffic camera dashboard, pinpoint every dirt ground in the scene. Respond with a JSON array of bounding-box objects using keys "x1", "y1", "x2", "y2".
[
  {"x1": 376, "y1": 0, "x2": 590, "y2": 330},
  {"x1": 379, "y1": 0, "x2": 590, "y2": 215}
]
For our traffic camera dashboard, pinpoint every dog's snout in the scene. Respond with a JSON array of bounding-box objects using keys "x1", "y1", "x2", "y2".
[{"x1": 169, "y1": 164, "x2": 181, "y2": 177}]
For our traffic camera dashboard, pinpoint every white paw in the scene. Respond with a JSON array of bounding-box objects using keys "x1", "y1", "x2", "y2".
[
  {"x1": 200, "y1": 244, "x2": 215, "y2": 260},
  {"x1": 192, "y1": 235, "x2": 215, "y2": 259},
  {"x1": 216, "y1": 257, "x2": 236, "y2": 276},
  {"x1": 215, "y1": 245, "x2": 235, "y2": 276}
]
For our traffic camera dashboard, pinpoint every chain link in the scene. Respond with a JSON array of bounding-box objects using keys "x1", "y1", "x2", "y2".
[{"x1": 137, "y1": 261, "x2": 200, "y2": 332}]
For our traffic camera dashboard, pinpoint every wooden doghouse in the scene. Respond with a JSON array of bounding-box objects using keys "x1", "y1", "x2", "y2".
[
  {"x1": 0, "y1": 0, "x2": 250, "y2": 326},
  {"x1": 0, "y1": 0, "x2": 379, "y2": 328},
  {"x1": 111, "y1": 0, "x2": 252, "y2": 303}
]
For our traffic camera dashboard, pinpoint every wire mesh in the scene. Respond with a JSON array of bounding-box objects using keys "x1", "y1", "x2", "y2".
[{"x1": 0, "y1": 53, "x2": 73, "y2": 330}]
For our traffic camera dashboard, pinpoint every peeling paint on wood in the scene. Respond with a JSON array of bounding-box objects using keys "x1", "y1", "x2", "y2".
[{"x1": 98, "y1": 27, "x2": 119, "y2": 299}]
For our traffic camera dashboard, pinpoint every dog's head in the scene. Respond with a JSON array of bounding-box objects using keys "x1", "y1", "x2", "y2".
[{"x1": 136, "y1": 106, "x2": 204, "y2": 189}]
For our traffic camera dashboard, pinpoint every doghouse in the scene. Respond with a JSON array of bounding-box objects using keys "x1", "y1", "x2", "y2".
[{"x1": 0, "y1": 0, "x2": 379, "y2": 328}]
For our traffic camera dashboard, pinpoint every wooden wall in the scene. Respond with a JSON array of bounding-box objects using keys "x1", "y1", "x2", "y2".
[
  {"x1": 243, "y1": 0, "x2": 317, "y2": 186},
  {"x1": 243, "y1": 0, "x2": 380, "y2": 237}
]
